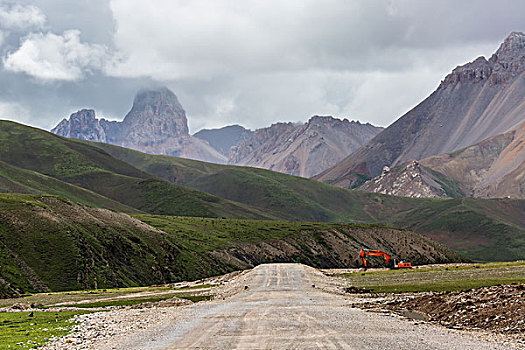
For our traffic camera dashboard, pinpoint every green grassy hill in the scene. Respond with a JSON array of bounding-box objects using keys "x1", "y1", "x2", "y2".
[
  {"x1": 1, "y1": 120, "x2": 524, "y2": 262},
  {"x1": 89, "y1": 142, "x2": 525, "y2": 262},
  {"x1": 0, "y1": 121, "x2": 270, "y2": 219},
  {"x1": 389, "y1": 198, "x2": 525, "y2": 262},
  {"x1": 0, "y1": 160, "x2": 136, "y2": 212},
  {"x1": 0, "y1": 193, "x2": 463, "y2": 297}
]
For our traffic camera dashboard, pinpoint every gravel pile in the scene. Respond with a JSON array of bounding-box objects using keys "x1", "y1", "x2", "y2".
[
  {"x1": 392, "y1": 284, "x2": 525, "y2": 335},
  {"x1": 39, "y1": 305, "x2": 186, "y2": 350}
]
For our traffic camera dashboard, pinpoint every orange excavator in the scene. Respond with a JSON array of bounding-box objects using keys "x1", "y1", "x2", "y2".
[{"x1": 359, "y1": 248, "x2": 412, "y2": 269}]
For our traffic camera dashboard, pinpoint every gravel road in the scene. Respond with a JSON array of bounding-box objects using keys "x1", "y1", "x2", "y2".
[{"x1": 89, "y1": 263, "x2": 519, "y2": 350}]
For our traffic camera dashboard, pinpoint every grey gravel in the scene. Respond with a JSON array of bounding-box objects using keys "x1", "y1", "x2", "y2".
[{"x1": 41, "y1": 264, "x2": 523, "y2": 349}]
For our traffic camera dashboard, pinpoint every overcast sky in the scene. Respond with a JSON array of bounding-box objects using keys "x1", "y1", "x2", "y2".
[{"x1": 0, "y1": 0, "x2": 523, "y2": 133}]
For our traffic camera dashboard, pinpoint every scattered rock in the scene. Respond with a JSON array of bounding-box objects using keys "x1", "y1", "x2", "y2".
[
  {"x1": 390, "y1": 284, "x2": 525, "y2": 335},
  {"x1": 345, "y1": 286, "x2": 372, "y2": 294}
]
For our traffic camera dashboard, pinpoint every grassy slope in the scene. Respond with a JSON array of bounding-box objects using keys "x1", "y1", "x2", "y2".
[
  {"x1": 0, "y1": 311, "x2": 91, "y2": 349},
  {"x1": 0, "y1": 160, "x2": 136, "y2": 212},
  {"x1": 341, "y1": 261, "x2": 525, "y2": 293},
  {"x1": 0, "y1": 193, "x2": 461, "y2": 297},
  {"x1": 90, "y1": 142, "x2": 525, "y2": 261},
  {"x1": 0, "y1": 120, "x2": 270, "y2": 219},
  {"x1": 389, "y1": 198, "x2": 525, "y2": 261},
  {"x1": 0, "y1": 121, "x2": 523, "y2": 261}
]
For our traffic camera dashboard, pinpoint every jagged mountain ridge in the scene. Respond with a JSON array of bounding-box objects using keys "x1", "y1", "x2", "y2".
[
  {"x1": 228, "y1": 116, "x2": 383, "y2": 177},
  {"x1": 359, "y1": 120, "x2": 525, "y2": 199},
  {"x1": 315, "y1": 32, "x2": 525, "y2": 187},
  {"x1": 52, "y1": 88, "x2": 227, "y2": 164},
  {"x1": 53, "y1": 92, "x2": 382, "y2": 178}
]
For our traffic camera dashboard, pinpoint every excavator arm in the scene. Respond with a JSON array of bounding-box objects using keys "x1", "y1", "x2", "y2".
[{"x1": 359, "y1": 248, "x2": 393, "y2": 268}]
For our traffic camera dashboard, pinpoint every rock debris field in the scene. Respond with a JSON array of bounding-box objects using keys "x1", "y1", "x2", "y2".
[{"x1": 390, "y1": 283, "x2": 525, "y2": 335}]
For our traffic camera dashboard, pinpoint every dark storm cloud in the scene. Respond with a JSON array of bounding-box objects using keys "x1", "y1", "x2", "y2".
[{"x1": 0, "y1": 0, "x2": 523, "y2": 132}]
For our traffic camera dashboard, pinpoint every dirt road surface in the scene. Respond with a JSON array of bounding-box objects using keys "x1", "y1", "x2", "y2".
[{"x1": 96, "y1": 264, "x2": 518, "y2": 350}]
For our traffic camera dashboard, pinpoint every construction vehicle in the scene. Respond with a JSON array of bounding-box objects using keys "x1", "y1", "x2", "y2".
[{"x1": 359, "y1": 248, "x2": 412, "y2": 269}]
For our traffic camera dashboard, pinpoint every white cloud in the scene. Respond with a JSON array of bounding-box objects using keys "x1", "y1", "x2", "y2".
[
  {"x1": 104, "y1": 0, "x2": 520, "y2": 130},
  {"x1": 3, "y1": 30, "x2": 110, "y2": 81},
  {"x1": 106, "y1": 0, "x2": 511, "y2": 81},
  {"x1": 107, "y1": 0, "x2": 396, "y2": 80},
  {"x1": 0, "y1": 4, "x2": 46, "y2": 30}
]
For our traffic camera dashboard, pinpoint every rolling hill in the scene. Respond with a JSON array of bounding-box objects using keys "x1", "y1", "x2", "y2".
[
  {"x1": 0, "y1": 194, "x2": 462, "y2": 297},
  {"x1": 85, "y1": 140, "x2": 525, "y2": 262},
  {"x1": 1, "y1": 119, "x2": 524, "y2": 262},
  {"x1": 0, "y1": 120, "x2": 269, "y2": 219}
]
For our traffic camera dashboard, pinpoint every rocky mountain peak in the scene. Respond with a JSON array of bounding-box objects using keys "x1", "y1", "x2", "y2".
[
  {"x1": 441, "y1": 32, "x2": 525, "y2": 88},
  {"x1": 315, "y1": 32, "x2": 525, "y2": 188},
  {"x1": 122, "y1": 87, "x2": 189, "y2": 137},
  {"x1": 70, "y1": 109, "x2": 97, "y2": 122},
  {"x1": 51, "y1": 109, "x2": 107, "y2": 142},
  {"x1": 51, "y1": 87, "x2": 226, "y2": 163},
  {"x1": 307, "y1": 115, "x2": 335, "y2": 124},
  {"x1": 491, "y1": 31, "x2": 525, "y2": 62},
  {"x1": 229, "y1": 116, "x2": 383, "y2": 177}
]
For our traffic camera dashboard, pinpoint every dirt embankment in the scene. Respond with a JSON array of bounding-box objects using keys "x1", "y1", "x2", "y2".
[
  {"x1": 212, "y1": 225, "x2": 463, "y2": 271},
  {"x1": 391, "y1": 284, "x2": 525, "y2": 335}
]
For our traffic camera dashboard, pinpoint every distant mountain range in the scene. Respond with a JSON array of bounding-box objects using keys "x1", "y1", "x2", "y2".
[
  {"x1": 194, "y1": 125, "x2": 254, "y2": 157},
  {"x1": 226, "y1": 116, "x2": 382, "y2": 177},
  {"x1": 2, "y1": 120, "x2": 524, "y2": 263},
  {"x1": 52, "y1": 90, "x2": 382, "y2": 178},
  {"x1": 47, "y1": 30, "x2": 525, "y2": 197},
  {"x1": 315, "y1": 31, "x2": 525, "y2": 198}
]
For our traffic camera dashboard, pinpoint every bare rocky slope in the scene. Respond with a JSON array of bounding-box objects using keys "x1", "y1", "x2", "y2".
[
  {"x1": 423, "y1": 121, "x2": 525, "y2": 199},
  {"x1": 316, "y1": 32, "x2": 525, "y2": 188},
  {"x1": 358, "y1": 161, "x2": 455, "y2": 198},
  {"x1": 52, "y1": 88, "x2": 226, "y2": 164},
  {"x1": 360, "y1": 120, "x2": 525, "y2": 198},
  {"x1": 229, "y1": 116, "x2": 382, "y2": 177}
]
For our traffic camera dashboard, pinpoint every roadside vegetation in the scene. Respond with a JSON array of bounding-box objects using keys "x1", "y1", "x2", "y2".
[
  {"x1": 0, "y1": 284, "x2": 216, "y2": 349},
  {"x1": 0, "y1": 311, "x2": 91, "y2": 350},
  {"x1": 0, "y1": 279, "x2": 217, "y2": 348},
  {"x1": 0, "y1": 284, "x2": 217, "y2": 309},
  {"x1": 342, "y1": 261, "x2": 525, "y2": 293}
]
